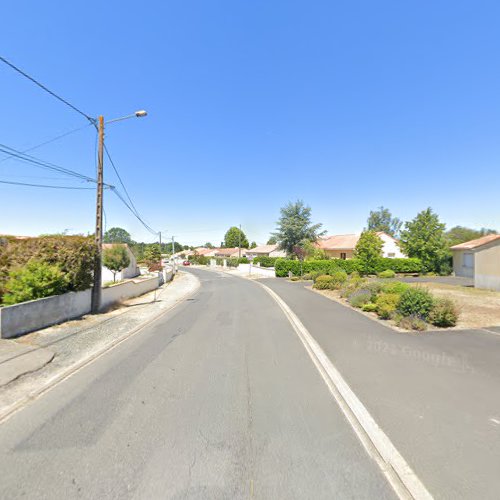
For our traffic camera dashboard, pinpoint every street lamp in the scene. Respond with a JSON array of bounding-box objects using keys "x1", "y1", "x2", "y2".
[{"x1": 91, "y1": 110, "x2": 148, "y2": 313}]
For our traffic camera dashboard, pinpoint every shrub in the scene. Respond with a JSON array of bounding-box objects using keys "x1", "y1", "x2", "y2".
[
  {"x1": 378, "y1": 269, "x2": 395, "y2": 279},
  {"x1": 290, "y1": 276, "x2": 301, "y2": 281},
  {"x1": 375, "y1": 293, "x2": 401, "y2": 319},
  {"x1": 362, "y1": 302, "x2": 378, "y2": 313},
  {"x1": 349, "y1": 290, "x2": 372, "y2": 308},
  {"x1": 313, "y1": 275, "x2": 335, "y2": 290},
  {"x1": 339, "y1": 275, "x2": 367, "y2": 298},
  {"x1": 3, "y1": 261, "x2": 69, "y2": 305},
  {"x1": 227, "y1": 257, "x2": 239, "y2": 268},
  {"x1": 428, "y1": 298, "x2": 459, "y2": 327},
  {"x1": 238, "y1": 257, "x2": 249, "y2": 264},
  {"x1": 397, "y1": 287, "x2": 434, "y2": 319},
  {"x1": 397, "y1": 315, "x2": 427, "y2": 331},
  {"x1": 364, "y1": 281, "x2": 384, "y2": 300},
  {"x1": 381, "y1": 281, "x2": 410, "y2": 295},
  {"x1": 330, "y1": 270, "x2": 348, "y2": 288}
]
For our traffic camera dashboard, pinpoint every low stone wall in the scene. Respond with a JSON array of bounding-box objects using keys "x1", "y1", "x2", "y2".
[
  {"x1": 234, "y1": 263, "x2": 276, "y2": 278},
  {"x1": 100, "y1": 276, "x2": 160, "y2": 310},
  {"x1": 0, "y1": 289, "x2": 92, "y2": 339}
]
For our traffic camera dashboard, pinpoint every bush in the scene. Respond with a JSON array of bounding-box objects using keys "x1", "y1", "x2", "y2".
[
  {"x1": 290, "y1": 276, "x2": 301, "y2": 281},
  {"x1": 362, "y1": 302, "x2": 378, "y2": 313},
  {"x1": 348, "y1": 290, "x2": 372, "y2": 308},
  {"x1": 364, "y1": 281, "x2": 384, "y2": 300},
  {"x1": 313, "y1": 275, "x2": 335, "y2": 290},
  {"x1": 339, "y1": 275, "x2": 367, "y2": 298},
  {"x1": 0, "y1": 236, "x2": 96, "y2": 296},
  {"x1": 381, "y1": 281, "x2": 410, "y2": 295},
  {"x1": 396, "y1": 315, "x2": 428, "y2": 331},
  {"x1": 252, "y1": 256, "x2": 279, "y2": 268},
  {"x1": 103, "y1": 245, "x2": 130, "y2": 282},
  {"x1": 330, "y1": 270, "x2": 348, "y2": 288},
  {"x1": 274, "y1": 257, "x2": 422, "y2": 277},
  {"x1": 428, "y1": 298, "x2": 459, "y2": 327},
  {"x1": 189, "y1": 255, "x2": 209, "y2": 265},
  {"x1": 227, "y1": 257, "x2": 239, "y2": 268},
  {"x1": 3, "y1": 261, "x2": 69, "y2": 305},
  {"x1": 238, "y1": 257, "x2": 249, "y2": 264},
  {"x1": 375, "y1": 293, "x2": 401, "y2": 319},
  {"x1": 397, "y1": 287, "x2": 434, "y2": 319},
  {"x1": 378, "y1": 269, "x2": 395, "y2": 279}
]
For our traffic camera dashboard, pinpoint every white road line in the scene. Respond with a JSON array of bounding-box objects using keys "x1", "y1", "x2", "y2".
[
  {"x1": 257, "y1": 281, "x2": 433, "y2": 500},
  {"x1": 480, "y1": 328, "x2": 500, "y2": 337}
]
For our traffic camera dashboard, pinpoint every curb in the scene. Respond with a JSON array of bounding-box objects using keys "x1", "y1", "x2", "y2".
[{"x1": 0, "y1": 273, "x2": 201, "y2": 425}]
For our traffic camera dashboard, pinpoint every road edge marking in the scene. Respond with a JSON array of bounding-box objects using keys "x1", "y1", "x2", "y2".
[
  {"x1": 0, "y1": 274, "x2": 201, "y2": 425},
  {"x1": 257, "y1": 280, "x2": 433, "y2": 500}
]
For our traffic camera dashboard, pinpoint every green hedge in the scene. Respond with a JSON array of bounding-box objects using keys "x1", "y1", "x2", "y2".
[
  {"x1": 274, "y1": 257, "x2": 422, "y2": 277},
  {"x1": 252, "y1": 256, "x2": 279, "y2": 268}
]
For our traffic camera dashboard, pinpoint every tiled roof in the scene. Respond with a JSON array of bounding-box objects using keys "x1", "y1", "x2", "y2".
[
  {"x1": 248, "y1": 244, "x2": 279, "y2": 254},
  {"x1": 317, "y1": 234, "x2": 360, "y2": 250},
  {"x1": 450, "y1": 234, "x2": 500, "y2": 250}
]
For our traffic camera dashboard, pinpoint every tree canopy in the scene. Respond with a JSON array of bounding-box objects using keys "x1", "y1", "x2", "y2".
[
  {"x1": 273, "y1": 200, "x2": 325, "y2": 256},
  {"x1": 104, "y1": 227, "x2": 133, "y2": 244},
  {"x1": 103, "y1": 245, "x2": 130, "y2": 282},
  {"x1": 366, "y1": 206, "x2": 402, "y2": 237},
  {"x1": 354, "y1": 231, "x2": 383, "y2": 270},
  {"x1": 224, "y1": 226, "x2": 249, "y2": 248},
  {"x1": 445, "y1": 226, "x2": 497, "y2": 247},
  {"x1": 400, "y1": 208, "x2": 450, "y2": 273},
  {"x1": 267, "y1": 236, "x2": 277, "y2": 245}
]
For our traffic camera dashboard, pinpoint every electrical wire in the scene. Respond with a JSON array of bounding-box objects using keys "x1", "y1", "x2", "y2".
[
  {"x1": 0, "y1": 55, "x2": 94, "y2": 123},
  {"x1": 0, "y1": 179, "x2": 96, "y2": 190},
  {"x1": 0, "y1": 144, "x2": 114, "y2": 188},
  {"x1": 110, "y1": 187, "x2": 158, "y2": 235},
  {"x1": 0, "y1": 123, "x2": 92, "y2": 164}
]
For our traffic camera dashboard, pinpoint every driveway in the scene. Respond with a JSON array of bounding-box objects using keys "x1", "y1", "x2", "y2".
[
  {"x1": 393, "y1": 275, "x2": 474, "y2": 287},
  {"x1": 262, "y1": 278, "x2": 500, "y2": 499}
]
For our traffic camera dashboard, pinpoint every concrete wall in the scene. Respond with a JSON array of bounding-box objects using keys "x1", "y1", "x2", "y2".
[
  {"x1": 100, "y1": 276, "x2": 160, "y2": 311},
  {"x1": 452, "y1": 249, "x2": 475, "y2": 278},
  {"x1": 238, "y1": 263, "x2": 276, "y2": 278},
  {"x1": 0, "y1": 289, "x2": 92, "y2": 339},
  {"x1": 475, "y1": 243, "x2": 500, "y2": 291}
]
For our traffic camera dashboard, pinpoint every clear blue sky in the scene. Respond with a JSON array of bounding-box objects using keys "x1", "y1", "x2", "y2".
[{"x1": 1, "y1": 1, "x2": 499, "y2": 245}]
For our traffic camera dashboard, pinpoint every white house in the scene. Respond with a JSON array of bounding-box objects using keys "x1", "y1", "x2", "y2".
[
  {"x1": 102, "y1": 244, "x2": 140, "y2": 282},
  {"x1": 317, "y1": 232, "x2": 406, "y2": 259}
]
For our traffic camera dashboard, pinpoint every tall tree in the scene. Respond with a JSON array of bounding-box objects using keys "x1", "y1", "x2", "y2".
[
  {"x1": 354, "y1": 231, "x2": 383, "y2": 271},
  {"x1": 103, "y1": 227, "x2": 133, "y2": 244},
  {"x1": 367, "y1": 206, "x2": 402, "y2": 237},
  {"x1": 266, "y1": 236, "x2": 278, "y2": 245},
  {"x1": 273, "y1": 200, "x2": 325, "y2": 256},
  {"x1": 204, "y1": 242, "x2": 214, "y2": 249},
  {"x1": 224, "y1": 226, "x2": 249, "y2": 248},
  {"x1": 400, "y1": 208, "x2": 450, "y2": 273},
  {"x1": 143, "y1": 244, "x2": 162, "y2": 270},
  {"x1": 250, "y1": 241, "x2": 257, "y2": 249},
  {"x1": 445, "y1": 226, "x2": 497, "y2": 247}
]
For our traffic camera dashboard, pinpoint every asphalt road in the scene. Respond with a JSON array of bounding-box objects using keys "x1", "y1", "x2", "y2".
[
  {"x1": 0, "y1": 268, "x2": 396, "y2": 499},
  {"x1": 263, "y1": 278, "x2": 500, "y2": 500}
]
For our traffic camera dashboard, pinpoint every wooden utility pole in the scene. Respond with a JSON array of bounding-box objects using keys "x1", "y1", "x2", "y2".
[
  {"x1": 91, "y1": 115, "x2": 104, "y2": 313},
  {"x1": 238, "y1": 223, "x2": 241, "y2": 258}
]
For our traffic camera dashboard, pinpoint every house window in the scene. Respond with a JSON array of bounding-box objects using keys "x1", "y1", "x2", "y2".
[
  {"x1": 463, "y1": 253, "x2": 474, "y2": 268},
  {"x1": 388, "y1": 252, "x2": 395, "y2": 258},
  {"x1": 340, "y1": 252, "x2": 347, "y2": 260}
]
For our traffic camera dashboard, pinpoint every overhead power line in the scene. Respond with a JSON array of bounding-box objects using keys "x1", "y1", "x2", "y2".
[
  {"x1": 0, "y1": 179, "x2": 96, "y2": 190},
  {"x1": 0, "y1": 55, "x2": 94, "y2": 122},
  {"x1": 0, "y1": 123, "x2": 92, "y2": 164},
  {"x1": 110, "y1": 187, "x2": 158, "y2": 235},
  {"x1": 0, "y1": 144, "x2": 114, "y2": 188}
]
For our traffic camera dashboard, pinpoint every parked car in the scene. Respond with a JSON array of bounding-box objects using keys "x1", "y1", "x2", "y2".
[{"x1": 182, "y1": 260, "x2": 191, "y2": 266}]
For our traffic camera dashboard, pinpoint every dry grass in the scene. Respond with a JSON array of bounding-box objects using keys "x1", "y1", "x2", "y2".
[{"x1": 409, "y1": 283, "x2": 500, "y2": 329}]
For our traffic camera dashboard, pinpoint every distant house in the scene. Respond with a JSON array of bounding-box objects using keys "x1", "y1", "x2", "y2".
[
  {"x1": 317, "y1": 232, "x2": 406, "y2": 259},
  {"x1": 215, "y1": 247, "x2": 246, "y2": 258},
  {"x1": 102, "y1": 244, "x2": 140, "y2": 282},
  {"x1": 451, "y1": 234, "x2": 500, "y2": 290},
  {"x1": 246, "y1": 244, "x2": 286, "y2": 260}
]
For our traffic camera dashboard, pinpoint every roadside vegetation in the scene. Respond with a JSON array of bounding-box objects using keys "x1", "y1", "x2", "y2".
[{"x1": 311, "y1": 272, "x2": 459, "y2": 331}]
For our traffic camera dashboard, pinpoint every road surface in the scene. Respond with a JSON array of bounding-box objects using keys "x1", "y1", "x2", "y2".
[{"x1": 0, "y1": 268, "x2": 396, "y2": 499}]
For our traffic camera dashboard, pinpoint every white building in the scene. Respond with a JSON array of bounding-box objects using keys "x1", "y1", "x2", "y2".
[{"x1": 102, "y1": 244, "x2": 140, "y2": 282}]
